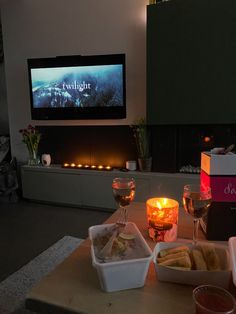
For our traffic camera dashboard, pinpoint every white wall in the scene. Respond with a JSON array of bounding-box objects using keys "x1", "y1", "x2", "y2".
[{"x1": 1, "y1": 0, "x2": 148, "y2": 162}]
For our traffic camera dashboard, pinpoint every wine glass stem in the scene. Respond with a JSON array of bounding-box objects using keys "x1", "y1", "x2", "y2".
[
  {"x1": 120, "y1": 206, "x2": 128, "y2": 223},
  {"x1": 193, "y1": 218, "x2": 199, "y2": 245}
]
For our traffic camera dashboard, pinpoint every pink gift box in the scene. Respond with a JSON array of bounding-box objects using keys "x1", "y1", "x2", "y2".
[
  {"x1": 201, "y1": 170, "x2": 236, "y2": 202},
  {"x1": 201, "y1": 152, "x2": 236, "y2": 175}
]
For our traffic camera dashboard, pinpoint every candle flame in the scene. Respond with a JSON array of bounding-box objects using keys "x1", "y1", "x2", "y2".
[
  {"x1": 156, "y1": 201, "x2": 162, "y2": 209},
  {"x1": 163, "y1": 198, "x2": 168, "y2": 205}
]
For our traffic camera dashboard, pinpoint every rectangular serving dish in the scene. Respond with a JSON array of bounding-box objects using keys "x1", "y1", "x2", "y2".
[
  {"x1": 153, "y1": 241, "x2": 230, "y2": 289},
  {"x1": 89, "y1": 222, "x2": 153, "y2": 292}
]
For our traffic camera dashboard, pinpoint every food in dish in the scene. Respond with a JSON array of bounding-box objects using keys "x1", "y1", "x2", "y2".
[
  {"x1": 158, "y1": 245, "x2": 190, "y2": 258},
  {"x1": 201, "y1": 243, "x2": 221, "y2": 271},
  {"x1": 157, "y1": 244, "x2": 221, "y2": 271},
  {"x1": 92, "y1": 226, "x2": 149, "y2": 262},
  {"x1": 192, "y1": 249, "x2": 207, "y2": 271}
]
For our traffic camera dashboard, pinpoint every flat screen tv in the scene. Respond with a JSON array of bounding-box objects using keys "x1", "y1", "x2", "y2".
[{"x1": 27, "y1": 54, "x2": 126, "y2": 120}]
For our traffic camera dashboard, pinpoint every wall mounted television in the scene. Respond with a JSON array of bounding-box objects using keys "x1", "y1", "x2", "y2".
[{"x1": 27, "y1": 54, "x2": 126, "y2": 120}]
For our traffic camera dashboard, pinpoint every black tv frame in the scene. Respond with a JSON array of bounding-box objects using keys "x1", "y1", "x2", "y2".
[{"x1": 27, "y1": 53, "x2": 126, "y2": 120}]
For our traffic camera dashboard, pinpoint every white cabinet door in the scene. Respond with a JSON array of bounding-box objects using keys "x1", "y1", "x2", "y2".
[
  {"x1": 22, "y1": 168, "x2": 83, "y2": 206},
  {"x1": 80, "y1": 174, "x2": 151, "y2": 210},
  {"x1": 81, "y1": 174, "x2": 116, "y2": 210}
]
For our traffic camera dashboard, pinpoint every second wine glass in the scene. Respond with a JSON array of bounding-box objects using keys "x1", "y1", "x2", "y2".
[
  {"x1": 112, "y1": 178, "x2": 135, "y2": 224},
  {"x1": 183, "y1": 184, "x2": 212, "y2": 244}
]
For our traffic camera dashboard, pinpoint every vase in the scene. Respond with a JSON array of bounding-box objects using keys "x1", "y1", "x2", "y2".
[
  {"x1": 28, "y1": 149, "x2": 40, "y2": 166},
  {"x1": 41, "y1": 154, "x2": 51, "y2": 166},
  {"x1": 138, "y1": 157, "x2": 152, "y2": 172}
]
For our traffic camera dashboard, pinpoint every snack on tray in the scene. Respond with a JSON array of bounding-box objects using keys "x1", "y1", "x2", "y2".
[
  {"x1": 157, "y1": 251, "x2": 189, "y2": 263},
  {"x1": 158, "y1": 254, "x2": 192, "y2": 270},
  {"x1": 158, "y1": 245, "x2": 190, "y2": 258},
  {"x1": 192, "y1": 249, "x2": 207, "y2": 271},
  {"x1": 200, "y1": 244, "x2": 221, "y2": 271},
  {"x1": 157, "y1": 244, "x2": 221, "y2": 272}
]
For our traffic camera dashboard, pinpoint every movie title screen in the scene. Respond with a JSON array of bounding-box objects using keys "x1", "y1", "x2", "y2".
[{"x1": 30, "y1": 65, "x2": 124, "y2": 108}]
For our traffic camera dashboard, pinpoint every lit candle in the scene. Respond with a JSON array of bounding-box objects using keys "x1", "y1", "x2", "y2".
[
  {"x1": 91, "y1": 165, "x2": 97, "y2": 169},
  {"x1": 71, "y1": 163, "x2": 76, "y2": 167},
  {"x1": 105, "y1": 166, "x2": 111, "y2": 170},
  {"x1": 63, "y1": 163, "x2": 69, "y2": 167},
  {"x1": 98, "y1": 165, "x2": 103, "y2": 169},
  {"x1": 77, "y1": 164, "x2": 83, "y2": 168},
  {"x1": 146, "y1": 198, "x2": 179, "y2": 242},
  {"x1": 84, "y1": 165, "x2": 90, "y2": 168}
]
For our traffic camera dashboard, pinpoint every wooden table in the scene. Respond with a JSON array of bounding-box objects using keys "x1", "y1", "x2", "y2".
[{"x1": 25, "y1": 202, "x2": 228, "y2": 314}]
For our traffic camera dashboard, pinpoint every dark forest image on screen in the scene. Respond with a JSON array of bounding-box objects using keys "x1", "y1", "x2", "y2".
[{"x1": 30, "y1": 64, "x2": 124, "y2": 108}]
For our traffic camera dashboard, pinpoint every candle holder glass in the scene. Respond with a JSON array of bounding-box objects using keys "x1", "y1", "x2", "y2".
[{"x1": 146, "y1": 198, "x2": 179, "y2": 242}]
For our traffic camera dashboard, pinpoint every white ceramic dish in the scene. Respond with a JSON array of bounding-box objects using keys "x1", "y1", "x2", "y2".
[
  {"x1": 153, "y1": 241, "x2": 231, "y2": 289},
  {"x1": 89, "y1": 222, "x2": 153, "y2": 292}
]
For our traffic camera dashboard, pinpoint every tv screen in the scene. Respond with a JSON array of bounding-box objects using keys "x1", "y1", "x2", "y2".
[{"x1": 27, "y1": 54, "x2": 126, "y2": 120}]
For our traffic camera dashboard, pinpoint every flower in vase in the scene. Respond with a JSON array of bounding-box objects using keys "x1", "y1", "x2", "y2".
[{"x1": 19, "y1": 125, "x2": 41, "y2": 164}]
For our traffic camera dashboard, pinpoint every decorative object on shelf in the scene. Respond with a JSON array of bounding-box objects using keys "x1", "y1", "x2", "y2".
[
  {"x1": 130, "y1": 118, "x2": 152, "y2": 172},
  {"x1": 138, "y1": 157, "x2": 152, "y2": 172},
  {"x1": 126, "y1": 160, "x2": 137, "y2": 171},
  {"x1": 146, "y1": 197, "x2": 179, "y2": 242},
  {"x1": 19, "y1": 124, "x2": 41, "y2": 166},
  {"x1": 41, "y1": 154, "x2": 51, "y2": 167}
]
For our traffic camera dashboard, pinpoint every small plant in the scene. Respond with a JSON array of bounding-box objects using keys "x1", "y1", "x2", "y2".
[
  {"x1": 19, "y1": 125, "x2": 41, "y2": 164},
  {"x1": 130, "y1": 118, "x2": 151, "y2": 159}
]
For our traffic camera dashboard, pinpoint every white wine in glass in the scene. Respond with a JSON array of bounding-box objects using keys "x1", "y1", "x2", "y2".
[
  {"x1": 183, "y1": 184, "x2": 212, "y2": 244},
  {"x1": 112, "y1": 178, "x2": 135, "y2": 223}
]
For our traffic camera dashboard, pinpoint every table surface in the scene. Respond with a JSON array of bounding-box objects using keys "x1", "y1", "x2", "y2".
[{"x1": 25, "y1": 202, "x2": 232, "y2": 314}]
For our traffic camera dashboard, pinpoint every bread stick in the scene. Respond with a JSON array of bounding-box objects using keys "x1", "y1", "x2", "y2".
[
  {"x1": 158, "y1": 254, "x2": 192, "y2": 269},
  {"x1": 200, "y1": 244, "x2": 221, "y2": 271},
  {"x1": 192, "y1": 249, "x2": 207, "y2": 270},
  {"x1": 159, "y1": 245, "x2": 190, "y2": 258},
  {"x1": 157, "y1": 251, "x2": 189, "y2": 263}
]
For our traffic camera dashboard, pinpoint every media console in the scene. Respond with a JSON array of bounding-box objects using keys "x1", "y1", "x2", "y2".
[{"x1": 21, "y1": 165, "x2": 199, "y2": 211}]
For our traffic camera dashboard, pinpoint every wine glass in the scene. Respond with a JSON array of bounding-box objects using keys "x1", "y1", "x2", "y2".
[
  {"x1": 183, "y1": 184, "x2": 212, "y2": 244},
  {"x1": 112, "y1": 178, "x2": 136, "y2": 224}
]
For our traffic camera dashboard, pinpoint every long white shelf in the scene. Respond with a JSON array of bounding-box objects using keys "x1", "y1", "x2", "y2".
[{"x1": 21, "y1": 165, "x2": 199, "y2": 210}]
